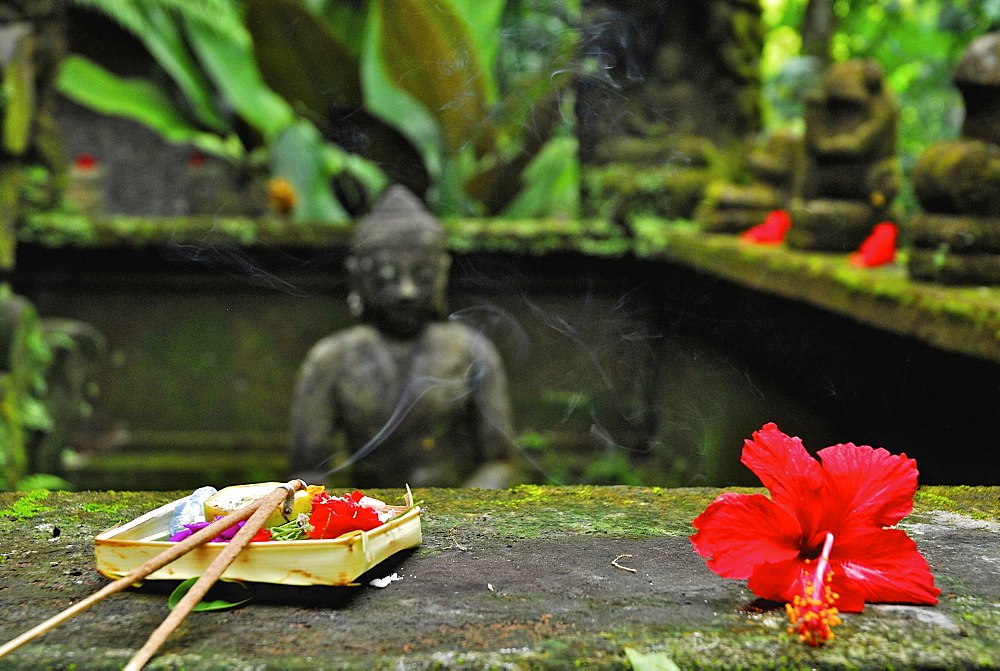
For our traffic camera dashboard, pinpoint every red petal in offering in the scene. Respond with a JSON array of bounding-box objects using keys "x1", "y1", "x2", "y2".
[
  {"x1": 690, "y1": 422, "x2": 939, "y2": 644},
  {"x1": 740, "y1": 209, "x2": 791, "y2": 245},
  {"x1": 849, "y1": 222, "x2": 897, "y2": 267},
  {"x1": 307, "y1": 491, "x2": 385, "y2": 540}
]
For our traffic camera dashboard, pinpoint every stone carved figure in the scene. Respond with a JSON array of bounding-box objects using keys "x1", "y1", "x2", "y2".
[
  {"x1": 909, "y1": 32, "x2": 1000, "y2": 283},
  {"x1": 788, "y1": 59, "x2": 899, "y2": 250},
  {"x1": 289, "y1": 186, "x2": 515, "y2": 488},
  {"x1": 696, "y1": 130, "x2": 803, "y2": 233},
  {"x1": 578, "y1": 0, "x2": 765, "y2": 222}
]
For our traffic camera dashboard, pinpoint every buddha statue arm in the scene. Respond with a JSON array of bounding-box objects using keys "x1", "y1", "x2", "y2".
[
  {"x1": 462, "y1": 335, "x2": 517, "y2": 489},
  {"x1": 287, "y1": 340, "x2": 341, "y2": 484}
]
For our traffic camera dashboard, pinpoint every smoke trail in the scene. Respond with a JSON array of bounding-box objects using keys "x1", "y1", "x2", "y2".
[
  {"x1": 161, "y1": 221, "x2": 348, "y2": 296},
  {"x1": 321, "y1": 366, "x2": 480, "y2": 476}
]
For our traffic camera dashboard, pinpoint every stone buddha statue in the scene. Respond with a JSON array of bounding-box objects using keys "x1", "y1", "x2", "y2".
[{"x1": 288, "y1": 185, "x2": 516, "y2": 488}]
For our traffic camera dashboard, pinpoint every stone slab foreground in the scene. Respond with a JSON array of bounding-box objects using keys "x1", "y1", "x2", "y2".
[{"x1": 0, "y1": 485, "x2": 997, "y2": 669}]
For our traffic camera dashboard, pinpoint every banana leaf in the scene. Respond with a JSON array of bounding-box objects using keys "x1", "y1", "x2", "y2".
[
  {"x1": 499, "y1": 135, "x2": 579, "y2": 219},
  {"x1": 269, "y1": 120, "x2": 350, "y2": 223},
  {"x1": 450, "y1": 0, "x2": 505, "y2": 97},
  {"x1": 371, "y1": 0, "x2": 496, "y2": 157},
  {"x1": 184, "y1": 14, "x2": 295, "y2": 143},
  {"x1": 361, "y1": 2, "x2": 444, "y2": 185},
  {"x1": 305, "y1": 0, "x2": 367, "y2": 57},
  {"x1": 245, "y1": 0, "x2": 363, "y2": 117},
  {"x1": 70, "y1": 0, "x2": 227, "y2": 133},
  {"x1": 463, "y1": 28, "x2": 578, "y2": 214},
  {"x1": 56, "y1": 55, "x2": 242, "y2": 160}
]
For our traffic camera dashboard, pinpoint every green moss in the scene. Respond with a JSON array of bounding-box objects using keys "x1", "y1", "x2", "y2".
[
  {"x1": 19, "y1": 212, "x2": 1000, "y2": 366},
  {"x1": 20, "y1": 213, "x2": 353, "y2": 248},
  {"x1": 0, "y1": 489, "x2": 174, "y2": 532},
  {"x1": 914, "y1": 485, "x2": 1000, "y2": 521},
  {"x1": 78, "y1": 501, "x2": 129, "y2": 515},
  {"x1": 408, "y1": 485, "x2": 752, "y2": 540},
  {"x1": 0, "y1": 489, "x2": 53, "y2": 518},
  {"x1": 393, "y1": 484, "x2": 1000, "y2": 544}
]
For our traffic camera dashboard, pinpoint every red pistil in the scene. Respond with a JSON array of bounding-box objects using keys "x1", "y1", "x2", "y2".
[{"x1": 786, "y1": 532, "x2": 841, "y2": 646}]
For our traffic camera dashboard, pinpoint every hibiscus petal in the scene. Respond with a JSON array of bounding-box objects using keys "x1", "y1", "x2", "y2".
[
  {"x1": 827, "y1": 572, "x2": 867, "y2": 613},
  {"x1": 746, "y1": 558, "x2": 867, "y2": 612},
  {"x1": 746, "y1": 557, "x2": 802, "y2": 602},
  {"x1": 741, "y1": 423, "x2": 825, "y2": 531},
  {"x1": 833, "y1": 528, "x2": 940, "y2": 606},
  {"x1": 690, "y1": 492, "x2": 802, "y2": 580},
  {"x1": 817, "y1": 442, "x2": 919, "y2": 529}
]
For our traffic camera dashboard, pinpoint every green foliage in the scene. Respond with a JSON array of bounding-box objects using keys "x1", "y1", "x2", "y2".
[
  {"x1": 168, "y1": 577, "x2": 256, "y2": 611},
  {"x1": 517, "y1": 430, "x2": 550, "y2": 453},
  {"x1": 246, "y1": 0, "x2": 363, "y2": 112},
  {"x1": 59, "y1": 0, "x2": 279, "y2": 159},
  {"x1": 762, "y1": 0, "x2": 1000, "y2": 214},
  {"x1": 269, "y1": 121, "x2": 351, "y2": 223},
  {"x1": 582, "y1": 451, "x2": 643, "y2": 486},
  {"x1": 249, "y1": 0, "x2": 580, "y2": 217},
  {"x1": 1, "y1": 26, "x2": 35, "y2": 155},
  {"x1": 62, "y1": 0, "x2": 383, "y2": 223},
  {"x1": 68, "y1": 0, "x2": 243, "y2": 133},
  {"x1": 0, "y1": 286, "x2": 55, "y2": 491},
  {"x1": 57, "y1": 56, "x2": 242, "y2": 160},
  {"x1": 624, "y1": 647, "x2": 681, "y2": 671}
]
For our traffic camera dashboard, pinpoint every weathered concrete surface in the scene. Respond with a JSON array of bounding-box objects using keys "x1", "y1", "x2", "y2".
[{"x1": 0, "y1": 486, "x2": 997, "y2": 669}]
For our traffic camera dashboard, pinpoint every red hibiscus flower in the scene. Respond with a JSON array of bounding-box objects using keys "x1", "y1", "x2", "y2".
[
  {"x1": 850, "y1": 222, "x2": 897, "y2": 268},
  {"x1": 307, "y1": 490, "x2": 384, "y2": 539},
  {"x1": 740, "y1": 209, "x2": 791, "y2": 245},
  {"x1": 690, "y1": 423, "x2": 939, "y2": 616}
]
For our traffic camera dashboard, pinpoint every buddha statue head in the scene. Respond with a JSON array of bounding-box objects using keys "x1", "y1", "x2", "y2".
[{"x1": 346, "y1": 185, "x2": 451, "y2": 338}]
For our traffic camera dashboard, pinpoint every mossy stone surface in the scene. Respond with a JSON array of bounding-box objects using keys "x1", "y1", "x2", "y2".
[
  {"x1": 631, "y1": 220, "x2": 1000, "y2": 364},
  {"x1": 0, "y1": 485, "x2": 996, "y2": 669}
]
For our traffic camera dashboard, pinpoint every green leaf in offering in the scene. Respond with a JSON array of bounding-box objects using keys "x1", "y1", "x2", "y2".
[
  {"x1": 623, "y1": 647, "x2": 681, "y2": 671},
  {"x1": 167, "y1": 577, "x2": 255, "y2": 612},
  {"x1": 269, "y1": 516, "x2": 311, "y2": 541}
]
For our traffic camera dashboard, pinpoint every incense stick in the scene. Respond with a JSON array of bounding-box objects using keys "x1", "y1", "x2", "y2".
[
  {"x1": 0, "y1": 480, "x2": 303, "y2": 663},
  {"x1": 124, "y1": 481, "x2": 304, "y2": 670}
]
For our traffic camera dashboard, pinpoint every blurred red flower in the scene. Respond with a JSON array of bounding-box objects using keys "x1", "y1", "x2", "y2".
[
  {"x1": 690, "y1": 423, "x2": 939, "y2": 613},
  {"x1": 740, "y1": 209, "x2": 791, "y2": 245},
  {"x1": 850, "y1": 222, "x2": 898, "y2": 267},
  {"x1": 74, "y1": 154, "x2": 98, "y2": 171}
]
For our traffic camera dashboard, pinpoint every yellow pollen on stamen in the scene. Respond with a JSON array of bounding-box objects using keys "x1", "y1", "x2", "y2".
[{"x1": 787, "y1": 532, "x2": 841, "y2": 647}]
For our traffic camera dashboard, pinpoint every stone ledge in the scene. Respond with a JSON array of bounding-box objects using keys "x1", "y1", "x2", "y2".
[
  {"x1": 634, "y1": 220, "x2": 1000, "y2": 365},
  {"x1": 0, "y1": 485, "x2": 996, "y2": 668},
  {"x1": 20, "y1": 214, "x2": 1000, "y2": 366}
]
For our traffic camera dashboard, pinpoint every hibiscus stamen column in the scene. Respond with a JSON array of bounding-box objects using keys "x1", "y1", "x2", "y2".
[{"x1": 786, "y1": 532, "x2": 841, "y2": 646}]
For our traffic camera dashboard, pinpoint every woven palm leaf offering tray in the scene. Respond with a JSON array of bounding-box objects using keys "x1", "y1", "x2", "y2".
[{"x1": 94, "y1": 481, "x2": 422, "y2": 586}]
